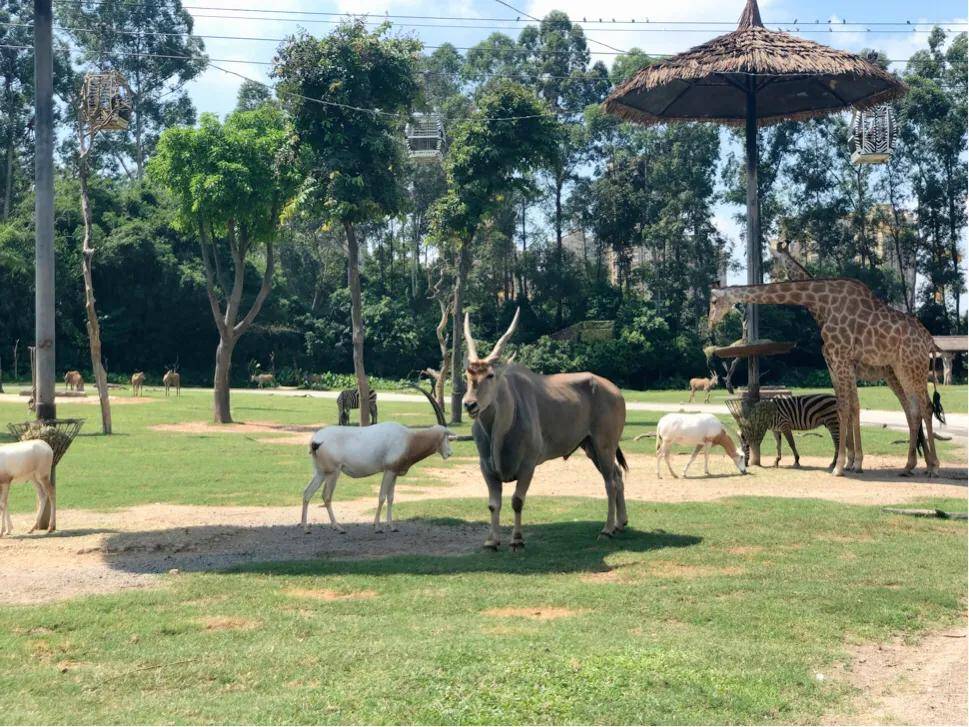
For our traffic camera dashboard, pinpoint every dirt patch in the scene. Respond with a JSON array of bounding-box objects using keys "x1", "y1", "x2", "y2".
[
  {"x1": 422, "y1": 452, "x2": 967, "y2": 506},
  {"x1": 284, "y1": 588, "x2": 377, "y2": 602},
  {"x1": 726, "y1": 545, "x2": 764, "y2": 556},
  {"x1": 648, "y1": 562, "x2": 744, "y2": 579},
  {"x1": 483, "y1": 606, "x2": 586, "y2": 621},
  {"x1": 0, "y1": 393, "x2": 156, "y2": 406},
  {"x1": 151, "y1": 420, "x2": 322, "y2": 436},
  {"x1": 823, "y1": 626, "x2": 968, "y2": 725},
  {"x1": 196, "y1": 616, "x2": 261, "y2": 631},
  {"x1": 0, "y1": 503, "x2": 485, "y2": 605},
  {"x1": 0, "y1": 450, "x2": 963, "y2": 605}
]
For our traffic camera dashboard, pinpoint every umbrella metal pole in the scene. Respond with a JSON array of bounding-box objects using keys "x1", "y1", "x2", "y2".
[{"x1": 745, "y1": 81, "x2": 762, "y2": 465}]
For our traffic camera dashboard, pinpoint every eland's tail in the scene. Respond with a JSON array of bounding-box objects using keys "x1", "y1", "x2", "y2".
[{"x1": 616, "y1": 447, "x2": 629, "y2": 472}]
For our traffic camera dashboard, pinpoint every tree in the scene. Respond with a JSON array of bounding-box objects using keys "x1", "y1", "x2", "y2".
[
  {"x1": 519, "y1": 12, "x2": 609, "y2": 324},
  {"x1": 273, "y1": 21, "x2": 422, "y2": 426},
  {"x1": 899, "y1": 29, "x2": 967, "y2": 326},
  {"x1": 150, "y1": 105, "x2": 299, "y2": 422},
  {"x1": 429, "y1": 80, "x2": 559, "y2": 421},
  {"x1": 59, "y1": 0, "x2": 206, "y2": 179},
  {"x1": 235, "y1": 80, "x2": 272, "y2": 112}
]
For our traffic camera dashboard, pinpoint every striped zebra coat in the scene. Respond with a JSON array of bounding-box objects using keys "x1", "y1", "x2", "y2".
[
  {"x1": 336, "y1": 388, "x2": 378, "y2": 426},
  {"x1": 741, "y1": 394, "x2": 840, "y2": 470}
]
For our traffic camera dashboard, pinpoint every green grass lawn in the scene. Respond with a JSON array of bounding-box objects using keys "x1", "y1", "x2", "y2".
[
  {"x1": 0, "y1": 496, "x2": 965, "y2": 724},
  {"x1": 0, "y1": 388, "x2": 965, "y2": 724}
]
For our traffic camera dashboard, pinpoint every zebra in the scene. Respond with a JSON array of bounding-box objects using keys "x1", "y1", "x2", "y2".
[
  {"x1": 336, "y1": 387, "x2": 378, "y2": 426},
  {"x1": 740, "y1": 394, "x2": 840, "y2": 470}
]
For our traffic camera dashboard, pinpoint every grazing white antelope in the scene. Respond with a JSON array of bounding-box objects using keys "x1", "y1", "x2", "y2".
[
  {"x1": 64, "y1": 370, "x2": 84, "y2": 392},
  {"x1": 655, "y1": 413, "x2": 746, "y2": 478},
  {"x1": 688, "y1": 371, "x2": 719, "y2": 403},
  {"x1": 0, "y1": 440, "x2": 55, "y2": 536},
  {"x1": 163, "y1": 370, "x2": 180, "y2": 397},
  {"x1": 302, "y1": 423, "x2": 452, "y2": 534},
  {"x1": 130, "y1": 371, "x2": 146, "y2": 396}
]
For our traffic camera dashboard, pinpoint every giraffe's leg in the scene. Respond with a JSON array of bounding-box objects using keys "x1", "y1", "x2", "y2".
[
  {"x1": 827, "y1": 361, "x2": 855, "y2": 477},
  {"x1": 898, "y1": 365, "x2": 942, "y2": 477},
  {"x1": 847, "y1": 384, "x2": 863, "y2": 473}
]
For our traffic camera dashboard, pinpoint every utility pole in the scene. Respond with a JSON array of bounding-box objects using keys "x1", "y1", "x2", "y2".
[{"x1": 34, "y1": 0, "x2": 56, "y2": 421}]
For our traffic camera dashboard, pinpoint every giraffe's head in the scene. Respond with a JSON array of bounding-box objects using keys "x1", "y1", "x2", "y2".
[{"x1": 707, "y1": 288, "x2": 734, "y2": 330}]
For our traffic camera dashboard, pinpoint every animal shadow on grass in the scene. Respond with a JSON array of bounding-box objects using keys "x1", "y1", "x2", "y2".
[{"x1": 101, "y1": 518, "x2": 702, "y2": 579}]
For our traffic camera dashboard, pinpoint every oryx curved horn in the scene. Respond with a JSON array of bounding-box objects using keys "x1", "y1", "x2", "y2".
[
  {"x1": 463, "y1": 312, "x2": 479, "y2": 362},
  {"x1": 486, "y1": 308, "x2": 520, "y2": 363}
]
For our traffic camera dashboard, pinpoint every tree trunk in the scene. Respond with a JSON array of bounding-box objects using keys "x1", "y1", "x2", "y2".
[
  {"x1": 213, "y1": 336, "x2": 235, "y2": 423},
  {"x1": 2, "y1": 74, "x2": 14, "y2": 220},
  {"x1": 345, "y1": 222, "x2": 370, "y2": 426},
  {"x1": 450, "y1": 244, "x2": 470, "y2": 424},
  {"x1": 554, "y1": 174, "x2": 564, "y2": 326},
  {"x1": 435, "y1": 300, "x2": 450, "y2": 415},
  {"x1": 78, "y1": 153, "x2": 112, "y2": 434}
]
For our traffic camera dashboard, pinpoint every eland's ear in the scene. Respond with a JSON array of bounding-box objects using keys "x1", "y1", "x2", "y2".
[{"x1": 506, "y1": 351, "x2": 517, "y2": 364}]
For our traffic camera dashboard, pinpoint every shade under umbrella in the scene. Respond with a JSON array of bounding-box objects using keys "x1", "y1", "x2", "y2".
[{"x1": 603, "y1": 0, "x2": 905, "y2": 465}]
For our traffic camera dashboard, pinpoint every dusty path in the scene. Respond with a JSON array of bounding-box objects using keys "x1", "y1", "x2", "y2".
[
  {"x1": 824, "y1": 625, "x2": 968, "y2": 725},
  {"x1": 0, "y1": 452, "x2": 964, "y2": 606}
]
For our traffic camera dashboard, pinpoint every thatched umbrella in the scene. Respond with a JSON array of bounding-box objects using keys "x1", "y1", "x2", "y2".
[{"x1": 603, "y1": 0, "x2": 906, "y2": 400}]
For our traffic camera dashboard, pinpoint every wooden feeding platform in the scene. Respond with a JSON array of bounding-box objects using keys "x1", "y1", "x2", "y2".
[{"x1": 707, "y1": 340, "x2": 795, "y2": 359}]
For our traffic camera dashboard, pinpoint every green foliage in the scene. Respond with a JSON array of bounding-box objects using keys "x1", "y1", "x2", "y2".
[
  {"x1": 149, "y1": 104, "x2": 298, "y2": 242},
  {"x1": 430, "y1": 80, "x2": 560, "y2": 245},
  {"x1": 272, "y1": 21, "x2": 422, "y2": 227},
  {"x1": 57, "y1": 0, "x2": 206, "y2": 176}
]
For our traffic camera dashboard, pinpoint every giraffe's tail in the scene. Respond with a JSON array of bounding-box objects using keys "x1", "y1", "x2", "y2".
[{"x1": 930, "y1": 347, "x2": 946, "y2": 425}]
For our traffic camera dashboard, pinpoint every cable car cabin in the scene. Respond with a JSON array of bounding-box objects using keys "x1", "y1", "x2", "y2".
[
  {"x1": 405, "y1": 113, "x2": 444, "y2": 162},
  {"x1": 81, "y1": 71, "x2": 133, "y2": 132},
  {"x1": 848, "y1": 104, "x2": 896, "y2": 165}
]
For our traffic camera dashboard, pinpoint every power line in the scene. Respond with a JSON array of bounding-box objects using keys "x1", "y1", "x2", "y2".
[
  {"x1": 47, "y1": 0, "x2": 968, "y2": 27},
  {"x1": 7, "y1": 20, "x2": 948, "y2": 59},
  {"x1": 0, "y1": 41, "x2": 922, "y2": 70}
]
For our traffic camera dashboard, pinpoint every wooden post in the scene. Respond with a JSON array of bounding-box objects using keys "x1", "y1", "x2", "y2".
[
  {"x1": 745, "y1": 81, "x2": 762, "y2": 465},
  {"x1": 33, "y1": 0, "x2": 56, "y2": 423}
]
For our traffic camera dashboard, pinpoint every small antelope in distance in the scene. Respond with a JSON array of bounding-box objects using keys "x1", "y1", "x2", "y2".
[
  {"x1": 251, "y1": 373, "x2": 275, "y2": 388},
  {"x1": 64, "y1": 370, "x2": 84, "y2": 392},
  {"x1": 688, "y1": 370, "x2": 719, "y2": 403},
  {"x1": 163, "y1": 370, "x2": 180, "y2": 397},
  {"x1": 130, "y1": 371, "x2": 145, "y2": 396}
]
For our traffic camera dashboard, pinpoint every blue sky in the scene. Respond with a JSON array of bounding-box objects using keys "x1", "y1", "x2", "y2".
[{"x1": 181, "y1": 0, "x2": 967, "y2": 283}]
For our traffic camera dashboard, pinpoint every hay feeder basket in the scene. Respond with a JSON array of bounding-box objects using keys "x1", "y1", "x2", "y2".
[{"x1": 81, "y1": 70, "x2": 133, "y2": 132}]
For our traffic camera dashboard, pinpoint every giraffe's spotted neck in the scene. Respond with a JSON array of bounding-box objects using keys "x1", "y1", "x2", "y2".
[{"x1": 720, "y1": 280, "x2": 867, "y2": 318}]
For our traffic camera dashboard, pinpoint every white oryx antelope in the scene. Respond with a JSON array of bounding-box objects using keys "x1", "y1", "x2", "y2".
[
  {"x1": 688, "y1": 371, "x2": 719, "y2": 403},
  {"x1": 302, "y1": 423, "x2": 452, "y2": 534},
  {"x1": 463, "y1": 309, "x2": 628, "y2": 550},
  {"x1": 0, "y1": 440, "x2": 55, "y2": 536},
  {"x1": 655, "y1": 412, "x2": 747, "y2": 479}
]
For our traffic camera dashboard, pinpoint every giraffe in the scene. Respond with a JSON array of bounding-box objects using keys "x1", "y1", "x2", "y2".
[
  {"x1": 770, "y1": 242, "x2": 943, "y2": 464},
  {"x1": 708, "y1": 278, "x2": 942, "y2": 477}
]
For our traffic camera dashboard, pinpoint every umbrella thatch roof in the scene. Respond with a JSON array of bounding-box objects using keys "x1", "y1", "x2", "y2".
[{"x1": 603, "y1": 0, "x2": 907, "y2": 126}]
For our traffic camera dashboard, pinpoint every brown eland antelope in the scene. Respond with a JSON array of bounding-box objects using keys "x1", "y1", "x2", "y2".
[
  {"x1": 251, "y1": 373, "x2": 275, "y2": 388},
  {"x1": 130, "y1": 371, "x2": 146, "y2": 396},
  {"x1": 64, "y1": 370, "x2": 84, "y2": 392},
  {"x1": 688, "y1": 370, "x2": 719, "y2": 403},
  {"x1": 463, "y1": 309, "x2": 628, "y2": 550},
  {"x1": 163, "y1": 370, "x2": 181, "y2": 397}
]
